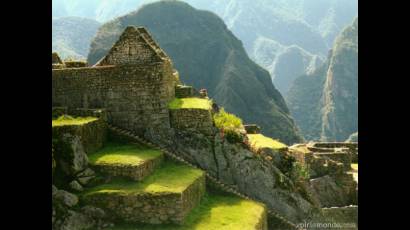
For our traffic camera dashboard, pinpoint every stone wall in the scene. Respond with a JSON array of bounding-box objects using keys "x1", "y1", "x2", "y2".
[
  {"x1": 175, "y1": 85, "x2": 197, "y2": 98},
  {"x1": 52, "y1": 61, "x2": 176, "y2": 140},
  {"x1": 83, "y1": 174, "x2": 205, "y2": 225},
  {"x1": 321, "y1": 206, "x2": 358, "y2": 228},
  {"x1": 169, "y1": 108, "x2": 214, "y2": 136},
  {"x1": 314, "y1": 152, "x2": 352, "y2": 171},
  {"x1": 244, "y1": 124, "x2": 261, "y2": 134},
  {"x1": 96, "y1": 27, "x2": 166, "y2": 66},
  {"x1": 169, "y1": 130, "x2": 317, "y2": 223},
  {"x1": 65, "y1": 61, "x2": 87, "y2": 68},
  {"x1": 52, "y1": 118, "x2": 107, "y2": 155}
]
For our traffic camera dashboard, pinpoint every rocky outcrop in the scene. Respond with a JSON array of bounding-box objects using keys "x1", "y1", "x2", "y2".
[
  {"x1": 52, "y1": 185, "x2": 110, "y2": 230},
  {"x1": 169, "y1": 129, "x2": 316, "y2": 223}
]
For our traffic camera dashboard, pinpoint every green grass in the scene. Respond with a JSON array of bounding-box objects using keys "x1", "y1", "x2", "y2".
[
  {"x1": 83, "y1": 161, "x2": 204, "y2": 196},
  {"x1": 88, "y1": 142, "x2": 162, "y2": 167},
  {"x1": 351, "y1": 164, "x2": 358, "y2": 171},
  {"x1": 248, "y1": 134, "x2": 287, "y2": 150},
  {"x1": 52, "y1": 115, "x2": 98, "y2": 127},
  {"x1": 213, "y1": 108, "x2": 243, "y2": 130},
  {"x1": 107, "y1": 193, "x2": 266, "y2": 230},
  {"x1": 168, "y1": 98, "x2": 211, "y2": 110}
]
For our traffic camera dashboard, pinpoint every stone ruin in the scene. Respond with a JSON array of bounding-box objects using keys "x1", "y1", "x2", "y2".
[{"x1": 52, "y1": 26, "x2": 358, "y2": 229}]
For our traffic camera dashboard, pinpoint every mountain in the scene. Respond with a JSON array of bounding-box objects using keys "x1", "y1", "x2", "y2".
[
  {"x1": 52, "y1": 17, "x2": 101, "y2": 60},
  {"x1": 52, "y1": 0, "x2": 357, "y2": 94},
  {"x1": 287, "y1": 17, "x2": 358, "y2": 142},
  {"x1": 87, "y1": 1, "x2": 302, "y2": 144},
  {"x1": 186, "y1": 0, "x2": 357, "y2": 91},
  {"x1": 345, "y1": 132, "x2": 358, "y2": 142}
]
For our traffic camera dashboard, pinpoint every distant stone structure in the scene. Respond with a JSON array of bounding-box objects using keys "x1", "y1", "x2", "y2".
[{"x1": 244, "y1": 124, "x2": 261, "y2": 134}]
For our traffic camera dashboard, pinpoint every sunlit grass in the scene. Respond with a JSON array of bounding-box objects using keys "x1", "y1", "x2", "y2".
[
  {"x1": 52, "y1": 115, "x2": 98, "y2": 127},
  {"x1": 213, "y1": 108, "x2": 243, "y2": 130},
  {"x1": 248, "y1": 134, "x2": 287, "y2": 150},
  {"x1": 83, "y1": 161, "x2": 204, "y2": 195},
  {"x1": 351, "y1": 163, "x2": 358, "y2": 171},
  {"x1": 168, "y1": 98, "x2": 211, "y2": 110},
  {"x1": 106, "y1": 193, "x2": 266, "y2": 230},
  {"x1": 88, "y1": 142, "x2": 163, "y2": 167}
]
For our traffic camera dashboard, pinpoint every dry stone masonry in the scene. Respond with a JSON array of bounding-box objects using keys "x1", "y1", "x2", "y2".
[
  {"x1": 52, "y1": 26, "x2": 177, "y2": 142},
  {"x1": 52, "y1": 25, "x2": 356, "y2": 229}
]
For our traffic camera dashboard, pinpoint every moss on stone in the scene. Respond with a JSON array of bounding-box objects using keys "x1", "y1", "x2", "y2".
[
  {"x1": 248, "y1": 134, "x2": 287, "y2": 150},
  {"x1": 106, "y1": 193, "x2": 266, "y2": 230},
  {"x1": 52, "y1": 115, "x2": 98, "y2": 127},
  {"x1": 88, "y1": 142, "x2": 162, "y2": 167},
  {"x1": 83, "y1": 161, "x2": 204, "y2": 196},
  {"x1": 168, "y1": 98, "x2": 211, "y2": 110}
]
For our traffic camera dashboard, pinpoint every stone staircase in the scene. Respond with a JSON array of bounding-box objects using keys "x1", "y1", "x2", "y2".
[
  {"x1": 79, "y1": 129, "x2": 268, "y2": 229},
  {"x1": 107, "y1": 125, "x2": 303, "y2": 230}
]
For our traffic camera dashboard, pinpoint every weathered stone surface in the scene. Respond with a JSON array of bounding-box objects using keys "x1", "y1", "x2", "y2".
[
  {"x1": 244, "y1": 124, "x2": 261, "y2": 134},
  {"x1": 321, "y1": 206, "x2": 358, "y2": 228},
  {"x1": 83, "y1": 174, "x2": 206, "y2": 225},
  {"x1": 64, "y1": 61, "x2": 87, "y2": 68},
  {"x1": 96, "y1": 26, "x2": 168, "y2": 66},
  {"x1": 52, "y1": 116, "x2": 107, "y2": 155},
  {"x1": 81, "y1": 205, "x2": 106, "y2": 219},
  {"x1": 69, "y1": 180, "x2": 84, "y2": 192},
  {"x1": 53, "y1": 61, "x2": 176, "y2": 142},
  {"x1": 308, "y1": 175, "x2": 357, "y2": 208},
  {"x1": 53, "y1": 189, "x2": 79, "y2": 208},
  {"x1": 175, "y1": 85, "x2": 197, "y2": 98},
  {"x1": 77, "y1": 176, "x2": 96, "y2": 186},
  {"x1": 314, "y1": 152, "x2": 351, "y2": 171},
  {"x1": 59, "y1": 210, "x2": 94, "y2": 230},
  {"x1": 170, "y1": 108, "x2": 214, "y2": 137},
  {"x1": 169, "y1": 130, "x2": 316, "y2": 223},
  {"x1": 53, "y1": 133, "x2": 89, "y2": 177},
  {"x1": 77, "y1": 168, "x2": 96, "y2": 178}
]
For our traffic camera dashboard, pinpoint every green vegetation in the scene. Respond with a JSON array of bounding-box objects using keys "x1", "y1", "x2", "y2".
[
  {"x1": 213, "y1": 108, "x2": 244, "y2": 143},
  {"x1": 88, "y1": 142, "x2": 162, "y2": 167},
  {"x1": 351, "y1": 164, "x2": 358, "y2": 171},
  {"x1": 83, "y1": 161, "x2": 203, "y2": 196},
  {"x1": 52, "y1": 115, "x2": 98, "y2": 127},
  {"x1": 213, "y1": 108, "x2": 243, "y2": 130},
  {"x1": 107, "y1": 193, "x2": 265, "y2": 230},
  {"x1": 168, "y1": 98, "x2": 211, "y2": 110},
  {"x1": 248, "y1": 134, "x2": 287, "y2": 150}
]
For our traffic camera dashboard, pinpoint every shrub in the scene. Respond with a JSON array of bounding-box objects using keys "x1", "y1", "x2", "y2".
[
  {"x1": 213, "y1": 109, "x2": 244, "y2": 143},
  {"x1": 213, "y1": 108, "x2": 243, "y2": 129}
]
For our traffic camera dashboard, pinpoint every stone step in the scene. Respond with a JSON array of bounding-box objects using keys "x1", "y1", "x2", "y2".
[
  {"x1": 103, "y1": 193, "x2": 268, "y2": 230},
  {"x1": 88, "y1": 142, "x2": 163, "y2": 181},
  {"x1": 82, "y1": 161, "x2": 206, "y2": 225}
]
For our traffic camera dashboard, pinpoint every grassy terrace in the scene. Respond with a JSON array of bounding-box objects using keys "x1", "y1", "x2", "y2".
[
  {"x1": 168, "y1": 98, "x2": 211, "y2": 110},
  {"x1": 107, "y1": 193, "x2": 266, "y2": 230},
  {"x1": 83, "y1": 161, "x2": 204, "y2": 196},
  {"x1": 52, "y1": 115, "x2": 98, "y2": 127},
  {"x1": 88, "y1": 142, "x2": 162, "y2": 167},
  {"x1": 248, "y1": 134, "x2": 287, "y2": 150}
]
